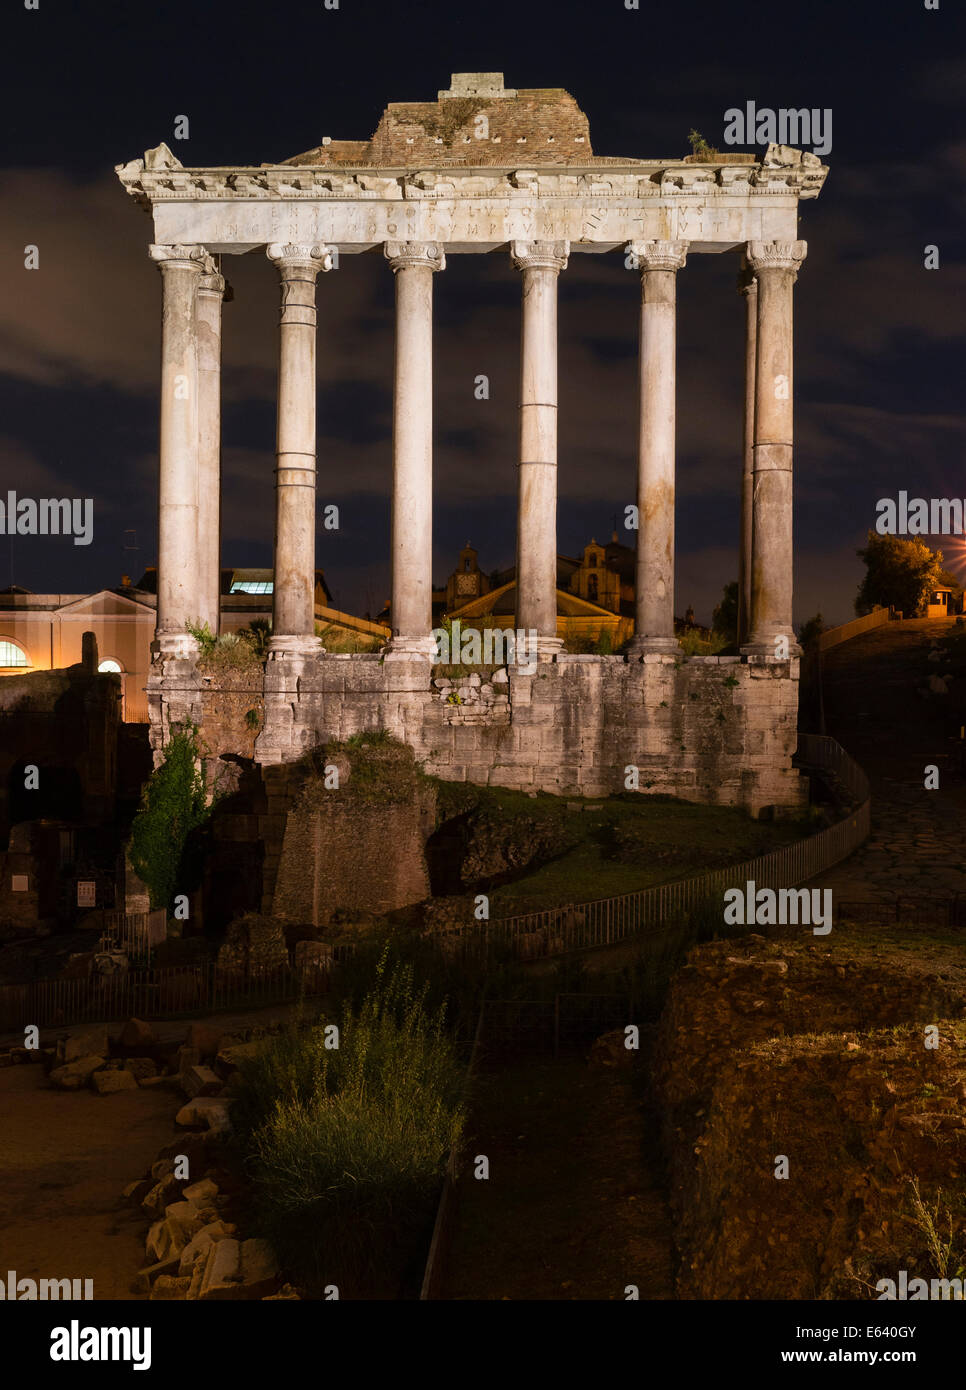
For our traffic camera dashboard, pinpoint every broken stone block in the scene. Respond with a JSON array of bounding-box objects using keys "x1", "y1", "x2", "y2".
[
  {"x1": 120, "y1": 1017, "x2": 157, "y2": 1049},
  {"x1": 141, "y1": 1173, "x2": 184, "y2": 1219},
  {"x1": 130, "y1": 1253, "x2": 181, "y2": 1295},
  {"x1": 150, "y1": 1275, "x2": 192, "y2": 1300},
  {"x1": 182, "y1": 1178, "x2": 219, "y2": 1206},
  {"x1": 239, "y1": 1239, "x2": 280, "y2": 1299},
  {"x1": 122, "y1": 1178, "x2": 153, "y2": 1205},
  {"x1": 181, "y1": 1065, "x2": 222, "y2": 1099},
  {"x1": 49, "y1": 1056, "x2": 105, "y2": 1090},
  {"x1": 123, "y1": 1057, "x2": 157, "y2": 1082},
  {"x1": 214, "y1": 1039, "x2": 268, "y2": 1078},
  {"x1": 63, "y1": 1029, "x2": 109, "y2": 1063},
  {"x1": 178, "y1": 1220, "x2": 231, "y2": 1276},
  {"x1": 175, "y1": 1097, "x2": 233, "y2": 1134},
  {"x1": 199, "y1": 1238, "x2": 242, "y2": 1299},
  {"x1": 92, "y1": 1068, "x2": 138, "y2": 1094},
  {"x1": 176, "y1": 1045, "x2": 202, "y2": 1077},
  {"x1": 186, "y1": 1022, "x2": 224, "y2": 1060}
]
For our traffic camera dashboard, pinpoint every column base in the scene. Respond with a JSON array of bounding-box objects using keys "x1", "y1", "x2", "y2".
[
  {"x1": 267, "y1": 634, "x2": 324, "y2": 659},
  {"x1": 385, "y1": 635, "x2": 435, "y2": 661},
  {"x1": 152, "y1": 632, "x2": 200, "y2": 660},
  {"x1": 741, "y1": 637, "x2": 803, "y2": 660},
  {"x1": 626, "y1": 635, "x2": 679, "y2": 659},
  {"x1": 533, "y1": 635, "x2": 564, "y2": 661}
]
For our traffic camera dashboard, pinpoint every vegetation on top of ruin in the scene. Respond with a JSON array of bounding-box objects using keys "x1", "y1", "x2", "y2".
[
  {"x1": 128, "y1": 724, "x2": 213, "y2": 912},
  {"x1": 298, "y1": 729, "x2": 427, "y2": 807},
  {"x1": 187, "y1": 620, "x2": 266, "y2": 672}
]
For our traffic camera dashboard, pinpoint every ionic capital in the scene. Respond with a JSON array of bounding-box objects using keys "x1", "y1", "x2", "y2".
[
  {"x1": 198, "y1": 271, "x2": 227, "y2": 298},
  {"x1": 737, "y1": 261, "x2": 758, "y2": 297},
  {"x1": 510, "y1": 239, "x2": 570, "y2": 272},
  {"x1": 197, "y1": 252, "x2": 226, "y2": 298},
  {"x1": 148, "y1": 243, "x2": 207, "y2": 272},
  {"x1": 626, "y1": 240, "x2": 688, "y2": 273},
  {"x1": 266, "y1": 243, "x2": 334, "y2": 274},
  {"x1": 384, "y1": 240, "x2": 446, "y2": 272},
  {"x1": 746, "y1": 240, "x2": 807, "y2": 277}
]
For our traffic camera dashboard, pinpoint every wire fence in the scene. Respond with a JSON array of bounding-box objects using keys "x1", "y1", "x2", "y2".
[{"x1": 0, "y1": 960, "x2": 332, "y2": 1034}]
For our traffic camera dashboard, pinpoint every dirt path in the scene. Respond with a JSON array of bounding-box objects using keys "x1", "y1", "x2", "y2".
[
  {"x1": 810, "y1": 617, "x2": 966, "y2": 903},
  {"x1": 0, "y1": 1065, "x2": 177, "y2": 1300},
  {"x1": 443, "y1": 1057, "x2": 673, "y2": 1300}
]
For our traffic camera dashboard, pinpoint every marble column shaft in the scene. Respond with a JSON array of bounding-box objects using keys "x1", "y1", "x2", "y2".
[
  {"x1": 266, "y1": 242, "x2": 333, "y2": 652},
  {"x1": 737, "y1": 265, "x2": 757, "y2": 649},
  {"x1": 149, "y1": 243, "x2": 206, "y2": 656},
  {"x1": 744, "y1": 240, "x2": 807, "y2": 656},
  {"x1": 196, "y1": 260, "x2": 227, "y2": 636},
  {"x1": 385, "y1": 241, "x2": 445, "y2": 656},
  {"x1": 627, "y1": 240, "x2": 687, "y2": 655},
  {"x1": 511, "y1": 240, "x2": 569, "y2": 654}
]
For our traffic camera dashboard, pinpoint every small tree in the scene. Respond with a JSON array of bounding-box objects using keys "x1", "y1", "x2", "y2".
[
  {"x1": 712, "y1": 581, "x2": 739, "y2": 646},
  {"x1": 128, "y1": 726, "x2": 210, "y2": 912},
  {"x1": 688, "y1": 128, "x2": 719, "y2": 160},
  {"x1": 855, "y1": 533, "x2": 944, "y2": 617},
  {"x1": 798, "y1": 613, "x2": 825, "y2": 649}
]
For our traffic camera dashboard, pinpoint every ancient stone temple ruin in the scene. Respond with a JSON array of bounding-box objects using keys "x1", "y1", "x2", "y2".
[{"x1": 116, "y1": 73, "x2": 828, "y2": 815}]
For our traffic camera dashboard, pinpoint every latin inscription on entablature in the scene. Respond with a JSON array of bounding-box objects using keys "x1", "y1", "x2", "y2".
[{"x1": 152, "y1": 194, "x2": 802, "y2": 253}]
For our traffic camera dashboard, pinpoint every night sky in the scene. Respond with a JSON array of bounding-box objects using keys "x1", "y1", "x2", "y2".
[{"x1": 1, "y1": 0, "x2": 963, "y2": 625}]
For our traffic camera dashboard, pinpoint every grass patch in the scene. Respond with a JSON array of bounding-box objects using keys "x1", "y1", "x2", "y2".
[{"x1": 486, "y1": 796, "x2": 806, "y2": 916}]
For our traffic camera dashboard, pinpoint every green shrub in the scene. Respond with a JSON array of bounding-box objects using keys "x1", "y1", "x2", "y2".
[
  {"x1": 128, "y1": 726, "x2": 211, "y2": 912},
  {"x1": 237, "y1": 953, "x2": 466, "y2": 1295}
]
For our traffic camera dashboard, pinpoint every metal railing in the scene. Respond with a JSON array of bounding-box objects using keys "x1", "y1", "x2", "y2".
[
  {"x1": 0, "y1": 960, "x2": 331, "y2": 1034},
  {"x1": 816, "y1": 606, "x2": 891, "y2": 653}
]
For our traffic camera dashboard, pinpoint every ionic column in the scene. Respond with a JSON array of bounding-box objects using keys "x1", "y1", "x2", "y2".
[
  {"x1": 511, "y1": 239, "x2": 569, "y2": 658},
  {"x1": 742, "y1": 240, "x2": 807, "y2": 657},
  {"x1": 148, "y1": 243, "x2": 206, "y2": 657},
  {"x1": 737, "y1": 262, "x2": 757, "y2": 648},
  {"x1": 626, "y1": 240, "x2": 688, "y2": 657},
  {"x1": 196, "y1": 258, "x2": 228, "y2": 636},
  {"x1": 384, "y1": 241, "x2": 445, "y2": 658},
  {"x1": 265, "y1": 242, "x2": 333, "y2": 656}
]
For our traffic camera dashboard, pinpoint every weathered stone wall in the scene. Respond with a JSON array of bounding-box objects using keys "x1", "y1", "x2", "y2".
[
  {"x1": 148, "y1": 651, "x2": 805, "y2": 817},
  {"x1": 653, "y1": 935, "x2": 966, "y2": 1299}
]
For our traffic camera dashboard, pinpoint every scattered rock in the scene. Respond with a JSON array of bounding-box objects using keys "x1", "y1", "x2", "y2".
[
  {"x1": 588, "y1": 1028, "x2": 635, "y2": 1069},
  {"x1": 178, "y1": 1220, "x2": 231, "y2": 1276},
  {"x1": 198, "y1": 1237, "x2": 279, "y2": 1300},
  {"x1": 142, "y1": 1173, "x2": 185, "y2": 1219},
  {"x1": 175, "y1": 1097, "x2": 233, "y2": 1134},
  {"x1": 63, "y1": 1030, "x2": 109, "y2": 1064},
  {"x1": 92, "y1": 1068, "x2": 138, "y2": 1095},
  {"x1": 181, "y1": 1065, "x2": 222, "y2": 1099},
  {"x1": 122, "y1": 1178, "x2": 153, "y2": 1205},
  {"x1": 182, "y1": 1178, "x2": 219, "y2": 1206},
  {"x1": 120, "y1": 1017, "x2": 157, "y2": 1049},
  {"x1": 49, "y1": 1056, "x2": 105, "y2": 1090},
  {"x1": 150, "y1": 1275, "x2": 192, "y2": 1300},
  {"x1": 186, "y1": 1022, "x2": 224, "y2": 1060},
  {"x1": 130, "y1": 1253, "x2": 182, "y2": 1295},
  {"x1": 123, "y1": 1057, "x2": 158, "y2": 1082}
]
